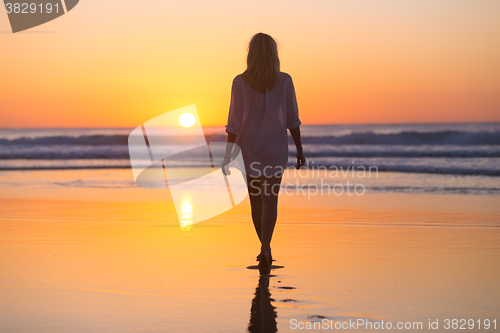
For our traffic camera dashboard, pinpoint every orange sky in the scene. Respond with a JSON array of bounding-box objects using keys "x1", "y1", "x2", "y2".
[{"x1": 1, "y1": 0, "x2": 499, "y2": 127}]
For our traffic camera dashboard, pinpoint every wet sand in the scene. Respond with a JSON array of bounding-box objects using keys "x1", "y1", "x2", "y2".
[{"x1": 1, "y1": 170, "x2": 499, "y2": 332}]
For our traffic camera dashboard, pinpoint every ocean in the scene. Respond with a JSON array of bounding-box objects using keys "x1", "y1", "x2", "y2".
[{"x1": 1, "y1": 123, "x2": 499, "y2": 196}]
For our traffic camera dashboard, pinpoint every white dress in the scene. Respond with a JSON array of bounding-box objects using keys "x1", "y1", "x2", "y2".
[{"x1": 225, "y1": 72, "x2": 301, "y2": 177}]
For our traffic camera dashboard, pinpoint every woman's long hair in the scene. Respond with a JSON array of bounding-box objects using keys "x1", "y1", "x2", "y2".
[{"x1": 242, "y1": 33, "x2": 280, "y2": 93}]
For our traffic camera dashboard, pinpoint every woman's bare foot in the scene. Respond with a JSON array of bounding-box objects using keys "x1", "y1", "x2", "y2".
[
  {"x1": 258, "y1": 250, "x2": 273, "y2": 267},
  {"x1": 256, "y1": 253, "x2": 275, "y2": 262}
]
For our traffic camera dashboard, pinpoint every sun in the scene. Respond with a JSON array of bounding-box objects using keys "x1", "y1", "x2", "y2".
[{"x1": 179, "y1": 113, "x2": 195, "y2": 127}]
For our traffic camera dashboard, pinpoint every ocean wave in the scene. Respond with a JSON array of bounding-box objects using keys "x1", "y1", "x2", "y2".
[
  {"x1": 0, "y1": 135, "x2": 130, "y2": 146},
  {"x1": 281, "y1": 184, "x2": 500, "y2": 195},
  {"x1": 296, "y1": 130, "x2": 500, "y2": 145},
  {"x1": 288, "y1": 162, "x2": 500, "y2": 176},
  {"x1": 1, "y1": 159, "x2": 499, "y2": 176},
  {"x1": 296, "y1": 147, "x2": 500, "y2": 158},
  {"x1": 2, "y1": 145, "x2": 499, "y2": 160},
  {"x1": 0, "y1": 128, "x2": 498, "y2": 176},
  {"x1": 0, "y1": 146, "x2": 130, "y2": 160},
  {"x1": 1, "y1": 130, "x2": 499, "y2": 146}
]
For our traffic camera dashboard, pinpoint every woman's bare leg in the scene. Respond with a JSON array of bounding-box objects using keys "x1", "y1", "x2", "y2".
[
  {"x1": 247, "y1": 175, "x2": 263, "y2": 242},
  {"x1": 259, "y1": 175, "x2": 282, "y2": 262}
]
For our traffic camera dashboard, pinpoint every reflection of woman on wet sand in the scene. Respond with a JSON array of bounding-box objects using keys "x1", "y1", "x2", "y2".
[
  {"x1": 223, "y1": 33, "x2": 305, "y2": 267},
  {"x1": 248, "y1": 268, "x2": 277, "y2": 333}
]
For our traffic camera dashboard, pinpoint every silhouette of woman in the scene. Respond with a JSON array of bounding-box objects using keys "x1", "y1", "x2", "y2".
[{"x1": 223, "y1": 33, "x2": 305, "y2": 267}]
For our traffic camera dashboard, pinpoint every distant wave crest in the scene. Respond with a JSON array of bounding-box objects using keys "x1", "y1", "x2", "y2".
[
  {"x1": 0, "y1": 135, "x2": 129, "y2": 146},
  {"x1": 1, "y1": 130, "x2": 499, "y2": 146},
  {"x1": 296, "y1": 130, "x2": 500, "y2": 145}
]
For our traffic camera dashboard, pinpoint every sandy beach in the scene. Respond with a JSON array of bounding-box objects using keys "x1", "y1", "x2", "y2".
[{"x1": 1, "y1": 169, "x2": 499, "y2": 332}]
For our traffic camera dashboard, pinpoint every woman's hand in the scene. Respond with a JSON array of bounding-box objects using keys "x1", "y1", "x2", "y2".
[
  {"x1": 296, "y1": 150, "x2": 306, "y2": 169},
  {"x1": 222, "y1": 156, "x2": 231, "y2": 176},
  {"x1": 290, "y1": 127, "x2": 305, "y2": 169}
]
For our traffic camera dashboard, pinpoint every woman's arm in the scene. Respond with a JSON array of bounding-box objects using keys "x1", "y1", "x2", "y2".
[
  {"x1": 222, "y1": 132, "x2": 238, "y2": 175},
  {"x1": 290, "y1": 127, "x2": 306, "y2": 169},
  {"x1": 286, "y1": 76, "x2": 305, "y2": 168},
  {"x1": 224, "y1": 132, "x2": 237, "y2": 155}
]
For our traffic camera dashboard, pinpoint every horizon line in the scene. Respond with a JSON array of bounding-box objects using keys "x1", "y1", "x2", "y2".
[{"x1": 1, "y1": 121, "x2": 500, "y2": 130}]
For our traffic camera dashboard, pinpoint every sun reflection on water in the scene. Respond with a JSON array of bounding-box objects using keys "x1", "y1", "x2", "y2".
[{"x1": 180, "y1": 198, "x2": 194, "y2": 230}]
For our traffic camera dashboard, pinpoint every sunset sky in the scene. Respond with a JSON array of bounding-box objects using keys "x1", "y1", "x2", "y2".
[{"x1": 1, "y1": 0, "x2": 499, "y2": 127}]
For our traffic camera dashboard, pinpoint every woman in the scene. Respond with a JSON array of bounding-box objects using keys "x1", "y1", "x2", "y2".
[{"x1": 223, "y1": 33, "x2": 305, "y2": 268}]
